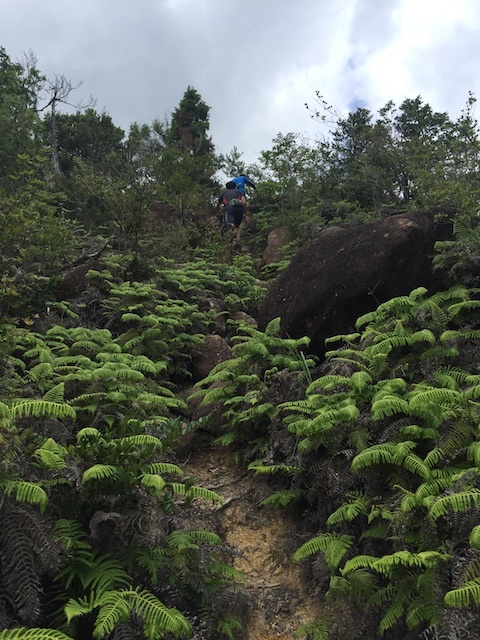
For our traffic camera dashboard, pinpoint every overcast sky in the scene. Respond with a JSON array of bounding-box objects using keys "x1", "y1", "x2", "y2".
[{"x1": 2, "y1": 0, "x2": 480, "y2": 165}]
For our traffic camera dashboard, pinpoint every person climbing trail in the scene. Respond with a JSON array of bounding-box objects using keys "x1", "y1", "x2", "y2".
[
  {"x1": 217, "y1": 180, "x2": 247, "y2": 245},
  {"x1": 230, "y1": 174, "x2": 256, "y2": 197}
]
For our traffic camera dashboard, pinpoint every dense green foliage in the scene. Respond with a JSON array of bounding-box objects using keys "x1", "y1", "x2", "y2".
[{"x1": 1, "y1": 43, "x2": 480, "y2": 639}]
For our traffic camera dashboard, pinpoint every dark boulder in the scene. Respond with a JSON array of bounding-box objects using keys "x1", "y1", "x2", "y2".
[
  {"x1": 191, "y1": 334, "x2": 233, "y2": 382},
  {"x1": 257, "y1": 211, "x2": 453, "y2": 356},
  {"x1": 55, "y1": 260, "x2": 102, "y2": 301}
]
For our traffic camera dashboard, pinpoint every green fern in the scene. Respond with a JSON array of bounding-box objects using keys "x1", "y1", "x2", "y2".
[
  {"x1": 167, "y1": 529, "x2": 222, "y2": 548},
  {"x1": 259, "y1": 489, "x2": 301, "y2": 507},
  {"x1": 371, "y1": 395, "x2": 410, "y2": 420},
  {"x1": 444, "y1": 578, "x2": 480, "y2": 608},
  {"x1": 326, "y1": 492, "x2": 370, "y2": 525},
  {"x1": 405, "y1": 596, "x2": 439, "y2": 630},
  {"x1": 2, "y1": 480, "x2": 48, "y2": 512},
  {"x1": 292, "y1": 533, "x2": 353, "y2": 571},
  {"x1": 145, "y1": 462, "x2": 183, "y2": 476},
  {"x1": 378, "y1": 601, "x2": 404, "y2": 635},
  {"x1": 213, "y1": 432, "x2": 236, "y2": 447},
  {"x1": 469, "y1": 525, "x2": 480, "y2": 549},
  {"x1": 82, "y1": 464, "x2": 120, "y2": 484},
  {"x1": 369, "y1": 550, "x2": 450, "y2": 575},
  {"x1": 328, "y1": 568, "x2": 377, "y2": 600},
  {"x1": 428, "y1": 488, "x2": 480, "y2": 521},
  {"x1": 295, "y1": 615, "x2": 332, "y2": 640},
  {"x1": 117, "y1": 434, "x2": 163, "y2": 450},
  {"x1": 65, "y1": 588, "x2": 190, "y2": 639},
  {"x1": 52, "y1": 519, "x2": 91, "y2": 552},
  {"x1": 139, "y1": 473, "x2": 166, "y2": 494},
  {"x1": 33, "y1": 438, "x2": 68, "y2": 470},
  {"x1": 247, "y1": 462, "x2": 300, "y2": 476},
  {"x1": 11, "y1": 399, "x2": 76, "y2": 419},
  {"x1": 169, "y1": 482, "x2": 222, "y2": 504},
  {"x1": 351, "y1": 443, "x2": 397, "y2": 470},
  {"x1": 0, "y1": 630, "x2": 74, "y2": 640},
  {"x1": 217, "y1": 615, "x2": 243, "y2": 640}
]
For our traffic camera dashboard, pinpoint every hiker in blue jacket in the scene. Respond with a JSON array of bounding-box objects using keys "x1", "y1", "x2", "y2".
[{"x1": 231, "y1": 174, "x2": 256, "y2": 197}]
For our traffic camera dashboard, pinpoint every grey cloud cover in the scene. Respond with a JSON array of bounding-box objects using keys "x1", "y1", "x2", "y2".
[{"x1": 1, "y1": 0, "x2": 480, "y2": 164}]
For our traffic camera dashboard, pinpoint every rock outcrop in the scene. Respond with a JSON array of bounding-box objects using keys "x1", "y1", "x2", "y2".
[
  {"x1": 55, "y1": 260, "x2": 102, "y2": 301},
  {"x1": 258, "y1": 211, "x2": 453, "y2": 356},
  {"x1": 262, "y1": 226, "x2": 292, "y2": 265},
  {"x1": 191, "y1": 334, "x2": 233, "y2": 382}
]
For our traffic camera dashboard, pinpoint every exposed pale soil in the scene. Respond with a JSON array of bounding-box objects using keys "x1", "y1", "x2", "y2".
[{"x1": 180, "y1": 439, "x2": 320, "y2": 640}]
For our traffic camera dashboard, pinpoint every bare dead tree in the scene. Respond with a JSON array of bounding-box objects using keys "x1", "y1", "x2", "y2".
[{"x1": 38, "y1": 73, "x2": 96, "y2": 175}]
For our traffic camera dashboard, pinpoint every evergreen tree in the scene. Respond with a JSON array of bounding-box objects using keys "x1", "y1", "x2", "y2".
[
  {"x1": 0, "y1": 47, "x2": 43, "y2": 190},
  {"x1": 168, "y1": 85, "x2": 214, "y2": 157}
]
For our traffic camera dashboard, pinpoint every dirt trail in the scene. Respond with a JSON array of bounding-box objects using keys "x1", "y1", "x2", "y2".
[{"x1": 180, "y1": 440, "x2": 319, "y2": 640}]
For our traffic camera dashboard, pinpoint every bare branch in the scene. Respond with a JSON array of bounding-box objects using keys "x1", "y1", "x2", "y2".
[{"x1": 38, "y1": 74, "x2": 96, "y2": 112}]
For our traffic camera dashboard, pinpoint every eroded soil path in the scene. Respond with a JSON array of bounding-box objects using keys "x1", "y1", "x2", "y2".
[{"x1": 179, "y1": 437, "x2": 319, "y2": 640}]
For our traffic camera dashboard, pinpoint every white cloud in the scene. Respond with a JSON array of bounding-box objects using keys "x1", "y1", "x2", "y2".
[
  {"x1": 1, "y1": 0, "x2": 480, "y2": 164},
  {"x1": 349, "y1": 0, "x2": 480, "y2": 116}
]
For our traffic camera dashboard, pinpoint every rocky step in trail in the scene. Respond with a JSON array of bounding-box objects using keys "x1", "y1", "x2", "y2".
[{"x1": 180, "y1": 438, "x2": 319, "y2": 640}]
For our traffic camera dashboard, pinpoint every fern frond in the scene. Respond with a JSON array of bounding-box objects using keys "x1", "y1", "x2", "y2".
[
  {"x1": 428, "y1": 489, "x2": 480, "y2": 521},
  {"x1": 201, "y1": 384, "x2": 237, "y2": 405},
  {"x1": 423, "y1": 447, "x2": 446, "y2": 469},
  {"x1": 349, "y1": 370, "x2": 373, "y2": 390},
  {"x1": 366, "y1": 583, "x2": 396, "y2": 607},
  {"x1": 82, "y1": 465, "x2": 119, "y2": 484},
  {"x1": 140, "y1": 473, "x2": 166, "y2": 494},
  {"x1": 409, "y1": 388, "x2": 463, "y2": 411},
  {"x1": 2, "y1": 480, "x2": 48, "y2": 512},
  {"x1": 118, "y1": 435, "x2": 163, "y2": 450},
  {"x1": 121, "y1": 588, "x2": 190, "y2": 639},
  {"x1": 351, "y1": 443, "x2": 396, "y2": 470},
  {"x1": 28, "y1": 362, "x2": 54, "y2": 384},
  {"x1": 145, "y1": 462, "x2": 183, "y2": 476},
  {"x1": 469, "y1": 525, "x2": 480, "y2": 550},
  {"x1": 410, "y1": 328, "x2": 436, "y2": 345},
  {"x1": 33, "y1": 438, "x2": 68, "y2": 470},
  {"x1": 168, "y1": 529, "x2": 222, "y2": 548},
  {"x1": 414, "y1": 477, "x2": 454, "y2": 503},
  {"x1": 326, "y1": 492, "x2": 369, "y2": 525},
  {"x1": 371, "y1": 551, "x2": 450, "y2": 575},
  {"x1": 402, "y1": 454, "x2": 431, "y2": 480},
  {"x1": 0, "y1": 629, "x2": 74, "y2": 640},
  {"x1": 292, "y1": 533, "x2": 353, "y2": 571},
  {"x1": 379, "y1": 601, "x2": 404, "y2": 635},
  {"x1": 42, "y1": 383, "x2": 66, "y2": 403},
  {"x1": 213, "y1": 432, "x2": 236, "y2": 447},
  {"x1": 247, "y1": 462, "x2": 299, "y2": 476},
  {"x1": 360, "y1": 522, "x2": 390, "y2": 540},
  {"x1": 11, "y1": 400, "x2": 76, "y2": 420},
  {"x1": 341, "y1": 555, "x2": 378, "y2": 574},
  {"x1": 407, "y1": 596, "x2": 438, "y2": 628},
  {"x1": 371, "y1": 395, "x2": 410, "y2": 420},
  {"x1": 52, "y1": 519, "x2": 90, "y2": 551},
  {"x1": 64, "y1": 591, "x2": 114, "y2": 624},
  {"x1": 259, "y1": 490, "x2": 301, "y2": 507},
  {"x1": 169, "y1": 483, "x2": 222, "y2": 503},
  {"x1": 294, "y1": 615, "x2": 332, "y2": 640},
  {"x1": 236, "y1": 402, "x2": 275, "y2": 422},
  {"x1": 330, "y1": 568, "x2": 377, "y2": 601},
  {"x1": 185, "y1": 485, "x2": 222, "y2": 503},
  {"x1": 76, "y1": 427, "x2": 102, "y2": 441},
  {"x1": 83, "y1": 554, "x2": 132, "y2": 594},
  {"x1": 444, "y1": 578, "x2": 480, "y2": 608}
]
